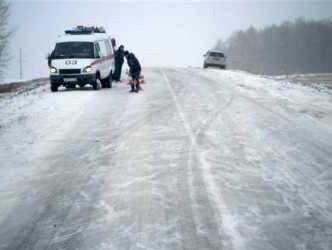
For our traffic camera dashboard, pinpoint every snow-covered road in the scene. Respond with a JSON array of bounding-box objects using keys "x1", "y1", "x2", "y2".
[{"x1": 1, "y1": 68, "x2": 332, "y2": 250}]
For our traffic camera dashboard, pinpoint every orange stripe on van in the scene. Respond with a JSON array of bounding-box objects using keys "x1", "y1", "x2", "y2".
[{"x1": 91, "y1": 54, "x2": 114, "y2": 66}]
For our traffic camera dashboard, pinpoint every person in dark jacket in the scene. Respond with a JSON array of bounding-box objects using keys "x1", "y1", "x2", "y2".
[
  {"x1": 113, "y1": 45, "x2": 125, "y2": 82},
  {"x1": 124, "y1": 51, "x2": 142, "y2": 92}
]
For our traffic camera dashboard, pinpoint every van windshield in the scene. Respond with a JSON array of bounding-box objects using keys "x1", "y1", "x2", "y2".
[
  {"x1": 210, "y1": 52, "x2": 224, "y2": 57},
  {"x1": 53, "y1": 42, "x2": 94, "y2": 59}
]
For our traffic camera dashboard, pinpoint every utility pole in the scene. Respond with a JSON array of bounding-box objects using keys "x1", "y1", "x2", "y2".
[{"x1": 19, "y1": 48, "x2": 23, "y2": 80}]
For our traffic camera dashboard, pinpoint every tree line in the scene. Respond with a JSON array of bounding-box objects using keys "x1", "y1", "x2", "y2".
[
  {"x1": 215, "y1": 18, "x2": 332, "y2": 75},
  {"x1": 0, "y1": 0, "x2": 10, "y2": 79}
]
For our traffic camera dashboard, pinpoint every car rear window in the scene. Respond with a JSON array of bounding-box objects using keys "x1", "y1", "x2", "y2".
[
  {"x1": 53, "y1": 42, "x2": 94, "y2": 59},
  {"x1": 209, "y1": 52, "x2": 224, "y2": 57}
]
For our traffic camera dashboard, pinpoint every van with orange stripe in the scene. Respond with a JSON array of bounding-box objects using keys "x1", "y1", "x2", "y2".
[{"x1": 48, "y1": 26, "x2": 115, "y2": 92}]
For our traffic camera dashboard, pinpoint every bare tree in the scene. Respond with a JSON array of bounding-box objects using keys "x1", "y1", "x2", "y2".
[{"x1": 0, "y1": 0, "x2": 10, "y2": 78}]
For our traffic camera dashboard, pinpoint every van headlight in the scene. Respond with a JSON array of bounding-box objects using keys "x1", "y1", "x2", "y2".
[
  {"x1": 83, "y1": 66, "x2": 92, "y2": 73},
  {"x1": 50, "y1": 67, "x2": 57, "y2": 73}
]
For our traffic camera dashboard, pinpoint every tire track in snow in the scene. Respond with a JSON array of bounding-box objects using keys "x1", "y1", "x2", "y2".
[
  {"x1": 197, "y1": 70, "x2": 332, "y2": 220},
  {"x1": 199, "y1": 69, "x2": 332, "y2": 156},
  {"x1": 183, "y1": 68, "x2": 235, "y2": 143},
  {"x1": 162, "y1": 70, "x2": 245, "y2": 250},
  {"x1": 196, "y1": 70, "x2": 332, "y2": 237}
]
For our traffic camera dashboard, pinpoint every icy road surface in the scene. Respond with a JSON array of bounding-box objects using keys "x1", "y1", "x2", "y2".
[{"x1": 1, "y1": 68, "x2": 332, "y2": 250}]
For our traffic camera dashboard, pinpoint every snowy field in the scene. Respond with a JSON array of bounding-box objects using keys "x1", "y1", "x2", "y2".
[
  {"x1": 0, "y1": 68, "x2": 332, "y2": 250},
  {"x1": 266, "y1": 73, "x2": 332, "y2": 93}
]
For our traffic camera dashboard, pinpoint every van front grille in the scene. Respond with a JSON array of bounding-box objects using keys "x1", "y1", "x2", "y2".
[{"x1": 59, "y1": 69, "x2": 81, "y2": 75}]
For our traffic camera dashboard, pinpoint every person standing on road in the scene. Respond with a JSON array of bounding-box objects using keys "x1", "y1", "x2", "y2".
[
  {"x1": 113, "y1": 45, "x2": 125, "y2": 82},
  {"x1": 124, "y1": 50, "x2": 142, "y2": 92}
]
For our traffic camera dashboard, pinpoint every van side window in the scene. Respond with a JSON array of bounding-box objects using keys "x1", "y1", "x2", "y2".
[
  {"x1": 94, "y1": 43, "x2": 101, "y2": 58},
  {"x1": 104, "y1": 40, "x2": 112, "y2": 55},
  {"x1": 98, "y1": 40, "x2": 107, "y2": 57}
]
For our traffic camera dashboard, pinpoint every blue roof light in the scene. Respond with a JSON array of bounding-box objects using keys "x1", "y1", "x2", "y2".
[{"x1": 65, "y1": 26, "x2": 106, "y2": 35}]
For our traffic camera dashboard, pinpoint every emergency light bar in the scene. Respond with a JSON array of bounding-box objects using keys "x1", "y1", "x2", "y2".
[{"x1": 65, "y1": 26, "x2": 106, "y2": 35}]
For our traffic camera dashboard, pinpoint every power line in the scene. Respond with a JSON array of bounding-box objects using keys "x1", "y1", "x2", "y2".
[{"x1": 19, "y1": 48, "x2": 23, "y2": 80}]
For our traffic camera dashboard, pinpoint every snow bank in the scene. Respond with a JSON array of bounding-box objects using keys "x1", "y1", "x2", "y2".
[{"x1": 199, "y1": 69, "x2": 332, "y2": 127}]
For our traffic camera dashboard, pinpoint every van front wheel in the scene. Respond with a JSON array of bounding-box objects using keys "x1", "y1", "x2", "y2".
[
  {"x1": 92, "y1": 77, "x2": 102, "y2": 90},
  {"x1": 106, "y1": 71, "x2": 113, "y2": 88},
  {"x1": 101, "y1": 79, "x2": 106, "y2": 88},
  {"x1": 51, "y1": 84, "x2": 58, "y2": 92}
]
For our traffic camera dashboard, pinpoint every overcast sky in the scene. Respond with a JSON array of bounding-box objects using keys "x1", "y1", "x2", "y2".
[{"x1": 5, "y1": 0, "x2": 332, "y2": 81}]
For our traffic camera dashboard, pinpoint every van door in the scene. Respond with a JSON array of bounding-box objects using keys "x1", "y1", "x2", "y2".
[
  {"x1": 104, "y1": 39, "x2": 114, "y2": 74},
  {"x1": 97, "y1": 40, "x2": 108, "y2": 79}
]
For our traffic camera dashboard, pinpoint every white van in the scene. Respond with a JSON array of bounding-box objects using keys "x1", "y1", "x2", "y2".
[{"x1": 48, "y1": 26, "x2": 115, "y2": 92}]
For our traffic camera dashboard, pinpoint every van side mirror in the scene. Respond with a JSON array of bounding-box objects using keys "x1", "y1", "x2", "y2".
[
  {"x1": 47, "y1": 52, "x2": 54, "y2": 60},
  {"x1": 47, "y1": 53, "x2": 53, "y2": 67}
]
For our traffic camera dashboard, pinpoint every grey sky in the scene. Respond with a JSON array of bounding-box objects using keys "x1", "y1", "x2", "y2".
[{"x1": 6, "y1": 0, "x2": 332, "y2": 81}]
